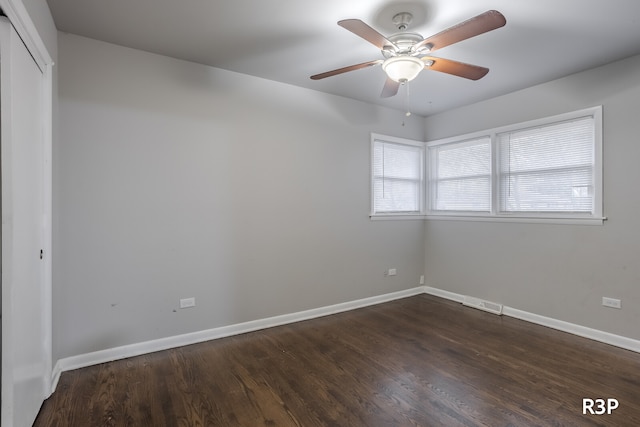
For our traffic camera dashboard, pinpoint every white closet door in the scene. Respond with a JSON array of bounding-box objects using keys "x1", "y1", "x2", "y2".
[{"x1": 1, "y1": 17, "x2": 49, "y2": 427}]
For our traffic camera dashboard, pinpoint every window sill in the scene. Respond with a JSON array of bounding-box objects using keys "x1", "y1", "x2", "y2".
[
  {"x1": 369, "y1": 212, "x2": 607, "y2": 225},
  {"x1": 425, "y1": 214, "x2": 607, "y2": 226},
  {"x1": 369, "y1": 214, "x2": 427, "y2": 221}
]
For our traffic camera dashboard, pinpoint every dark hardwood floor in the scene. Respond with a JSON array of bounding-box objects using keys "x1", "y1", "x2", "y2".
[{"x1": 34, "y1": 294, "x2": 640, "y2": 426}]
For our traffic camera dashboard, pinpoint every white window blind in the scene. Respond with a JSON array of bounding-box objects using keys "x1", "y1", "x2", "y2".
[
  {"x1": 372, "y1": 138, "x2": 423, "y2": 214},
  {"x1": 373, "y1": 107, "x2": 601, "y2": 223},
  {"x1": 498, "y1": 116, "x2": 595, "y2": 213},
  {"x1": 429, "y1": 137, "x2": 491, "y2": 212}
]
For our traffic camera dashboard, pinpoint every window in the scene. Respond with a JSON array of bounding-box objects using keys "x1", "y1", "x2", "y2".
[
  {"x1": 425, "y1": 106, "x2": 603, "y2": 223},
  {"x1": 371, "y1": 134, "x2": 424, "y2": 216},
  {"x1": 429, "y1": 136, "x2": 491, "y2": 212},
  {"x1": 497, "y1": 117, "x2": 595, "y2": 214}
]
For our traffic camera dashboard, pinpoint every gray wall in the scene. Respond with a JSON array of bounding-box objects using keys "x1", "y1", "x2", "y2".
[
  {"x1": 55, "y1": 33, "x2": 425, "y2": 360},
  {"x1": 54, "y1": 24, "x2": 640, "y2": 362},
  {"x1": 424, "y1": 53, "x2": 640, "y2": 341}
]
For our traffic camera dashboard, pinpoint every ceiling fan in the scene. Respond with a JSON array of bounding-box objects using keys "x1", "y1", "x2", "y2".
[{"x1": 311, "y1": 10, "x2": 506, "y2": 98}]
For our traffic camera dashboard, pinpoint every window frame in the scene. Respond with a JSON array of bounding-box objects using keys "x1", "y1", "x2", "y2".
[
  {"x1": 428, "y1": 134, "x2": 493, "y2": 215},
  {"x1": 425, "y1": 106, "x2": 604, "y2": 225},
  {"x1": 370, "y1": 133, "x2": 426, "y2": 219}
]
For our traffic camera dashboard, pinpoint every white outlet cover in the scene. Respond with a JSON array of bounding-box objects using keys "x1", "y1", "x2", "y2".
[
  {"x1": 388, "y1": 268, "x2": 397, "y2": 276},
  {"x1": 180, "y1": 297, "x2": 196, "y2": 309},
  {"x1": 602, "y1": 297, "x2": 621, "y2": 309}
]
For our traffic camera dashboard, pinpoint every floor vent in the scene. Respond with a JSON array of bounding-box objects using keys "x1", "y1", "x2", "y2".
[{"x1": 463, "y1": 296, "x2": 503, "y2": 315}]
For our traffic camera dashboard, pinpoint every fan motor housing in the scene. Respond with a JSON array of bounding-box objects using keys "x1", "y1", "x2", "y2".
[{"x1": 382, "y1": 32, "x2": 424, "y2": 57}]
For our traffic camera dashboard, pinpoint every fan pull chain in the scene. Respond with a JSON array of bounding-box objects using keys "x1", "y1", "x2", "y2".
[
  {"x1": 405, "y1": 81, "x2": 411, "y2": 117},
  {"x1": 402, "y1": 82, "x2": 411, "y2": 126}
]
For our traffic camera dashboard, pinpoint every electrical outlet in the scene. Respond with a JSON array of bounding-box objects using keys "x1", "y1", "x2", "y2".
[
  {"x1": 602, "y1": 297, "x2": 621, "y2": 309},
  {"x1": 420, "y1": 275, "x2": 425, "y2": 285},
  {"x1": 388, "y1": 268, "x2": 397, "y2": 276},
  {"x1": 180, "y1": 297, "x2": 196, "y2": 309}
]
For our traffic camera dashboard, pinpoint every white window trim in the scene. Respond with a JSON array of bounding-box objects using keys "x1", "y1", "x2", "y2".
[
  {"x1": 369, "y1": 107, "x2": 605, "y2": 224},
  {"x1": 370, "y1": 133, "x2": 426, "y2": 219},
  {"x1": 425, "y1": 106, "x2": 604, "y2": 225}
]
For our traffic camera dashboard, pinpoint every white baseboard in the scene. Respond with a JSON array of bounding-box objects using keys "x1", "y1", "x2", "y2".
[
  {"x1": 424, "y1": 286, "x2": 640, "y2": 354},
  {"x1": 52, "y1": 285, "x2": 640, "y2": 394},
  {"x1": 502, "y1": 306, "x2": 640, "y2": 353},
  {"x1": 51, "y1": 286, "x2": 425, "y2": 393},
  {"x1": 422, "y1": 286, "x2": 464, "y2": 303}
]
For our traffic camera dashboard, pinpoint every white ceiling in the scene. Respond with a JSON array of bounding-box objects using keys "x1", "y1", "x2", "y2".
[{"x1": 46, "y1": 0, "x2": 640, "y2": 116}]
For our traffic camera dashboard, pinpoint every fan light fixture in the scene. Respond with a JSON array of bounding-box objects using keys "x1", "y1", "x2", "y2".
[
  {"x1": 381, "y1": 56, "x2": 424, "y2": 83},
  {"x1": 310, "y1": 10, "x2": 506, "y2": 96}
]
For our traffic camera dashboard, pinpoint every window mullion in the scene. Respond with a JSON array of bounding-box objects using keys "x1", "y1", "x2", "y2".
[{"x1": 491, "y1": 132, "x2": 499, "y2": 215}]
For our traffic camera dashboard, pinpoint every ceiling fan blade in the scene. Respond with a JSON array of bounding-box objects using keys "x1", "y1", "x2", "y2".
[
  {"x1": 310, "y1": 59, "x2": 382, "y2": 80},
  {"x1": 380, "y1": 78, "x2": 401, "y2": 98},
  {"x1": 423, "y1": 57, "x2": 489, "y2": 80},
  {"x1": 414, "y1": 10, "x2": 506, "y2": 53},
  {"x1": 338, "y1": 19, "x2": 395, "y2": 50}
]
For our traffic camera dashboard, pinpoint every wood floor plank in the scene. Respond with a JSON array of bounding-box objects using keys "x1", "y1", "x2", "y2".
[{"x1": 34, "y1": 295, "x2": 640, "y2": 426}]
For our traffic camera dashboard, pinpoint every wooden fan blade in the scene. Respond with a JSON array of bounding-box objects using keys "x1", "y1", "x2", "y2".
[
  {"x1": 415, "y1": 10, "x2": 506, "y2": 53},
  {"x1": 338, "y1": 19, "x2": 395, "y2": 50},
  {"x1": 310, "y1": 59, "x2": 382, "y2": 80},
  {"x1": 423, "y1": 56, "x2": 489, "y2": 80},
  {"x1": 380, "y1": 78, "x2": 400, "y2": 98}
]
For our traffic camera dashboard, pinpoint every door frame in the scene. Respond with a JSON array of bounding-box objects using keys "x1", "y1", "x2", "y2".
[{"x1": 0, "y1": 0, "x2": 54, "y2": 418}]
